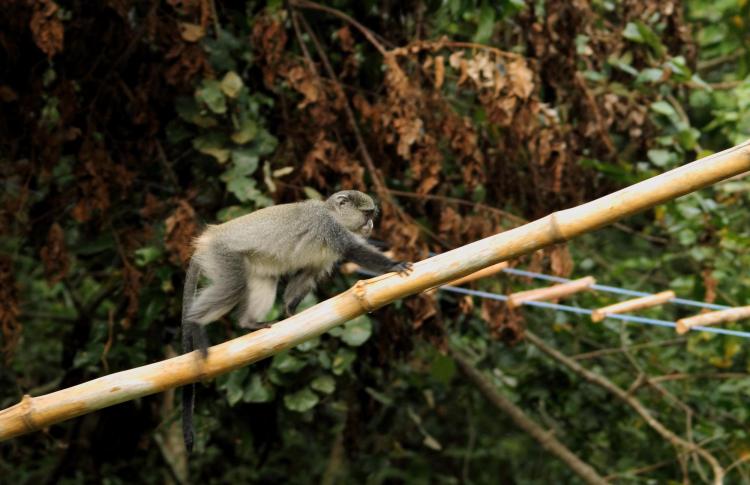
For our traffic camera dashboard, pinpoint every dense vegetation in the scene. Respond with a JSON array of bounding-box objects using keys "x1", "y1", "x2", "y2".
[{"x1": 1, "y1": 0, "x2": 749, "y2": 483}]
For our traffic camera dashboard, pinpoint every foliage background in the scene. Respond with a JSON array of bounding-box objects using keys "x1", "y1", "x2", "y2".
[{"x1": 1, "y1": 0, "x2": 750, "y2": 483}]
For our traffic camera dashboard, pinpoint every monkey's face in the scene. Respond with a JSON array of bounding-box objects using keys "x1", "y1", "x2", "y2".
[{"x1": 329, "y1": 191, "x2": 378, "y2": 236}]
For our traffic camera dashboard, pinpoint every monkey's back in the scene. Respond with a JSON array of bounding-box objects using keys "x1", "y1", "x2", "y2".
[{"x1": 194, "y1": 200, "x2": 341, "y2": 277}]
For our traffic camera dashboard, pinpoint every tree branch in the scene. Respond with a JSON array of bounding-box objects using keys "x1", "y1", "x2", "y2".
[
  {"x1": 450, "y1": 348, "x2": 607, "y2": 484},
  {"x1": 524, "y1": 330, "x2": 726, "y2": 484}
]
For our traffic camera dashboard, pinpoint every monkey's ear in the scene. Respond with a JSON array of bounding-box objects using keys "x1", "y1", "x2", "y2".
[{"x1": 334, "y1": 194, "x2": 349, "y2": 206}]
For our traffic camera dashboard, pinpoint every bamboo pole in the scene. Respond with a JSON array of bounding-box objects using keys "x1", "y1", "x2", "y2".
[
  {"x1": 507, "y1": 276, "x2": 595, "y2": 309},
  {"x1": 591, "y1": 290, "x2": 675, "y2": 322},
  {"x1": 346, "y1": 256, "x2": 508, "y2": 294},
  {"x1": 676, "y1": 305, "x2": 750, "y2": 334},
  {"x1": 1, "y1": 140, "x2": 749, "y2": 441}
]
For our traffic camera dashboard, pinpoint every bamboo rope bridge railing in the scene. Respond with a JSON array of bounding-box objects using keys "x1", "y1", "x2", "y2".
[{"x1": 1, "y1": 140, "x2": 749, "y2": 442}]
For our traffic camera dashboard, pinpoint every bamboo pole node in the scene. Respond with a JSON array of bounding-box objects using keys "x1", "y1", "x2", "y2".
[
  {"x1": 20, "y1": 395, "x2": 38, "y2": 433},
  {"x1": 352, "y1": 280, "x2": 375, "y2": 313},
  {"x1": 507, "y1": 276, "x2": 596, "y2": 309},
  {"x1": 547, "y1": 212, "x2": 568, "y2": 243},
  {"x1": 676, "y1": 305, "x2": 750, "y2": 334},
  {"x1": 591, "y1": 290, "x2": 675, "y2": 323}
]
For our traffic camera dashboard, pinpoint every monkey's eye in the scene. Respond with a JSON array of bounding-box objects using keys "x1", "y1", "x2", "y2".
[
  {"x1": 362, "y1": 209, "x2": 374, "y2": 218},
  {"x1": 338, "y1": 197, "x2": 349, "y2": 207}
]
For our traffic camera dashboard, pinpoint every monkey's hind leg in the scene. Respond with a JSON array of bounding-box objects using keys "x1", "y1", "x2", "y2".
[
  {"x1": 237, "y1": 275, "x2": 279, "y2": 330},
  {"x1": 185, "y1": 251, "x2": 246, "y2": 354},
  {"x1": 282, "y1": 270, "x2": 318, "y2": 317}
]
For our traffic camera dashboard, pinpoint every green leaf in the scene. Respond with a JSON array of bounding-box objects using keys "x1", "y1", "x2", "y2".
[
  {"x1": 678, "y1": 228, "x2": 697, "y2": 245},
  {"x1": 231, "y1": 149, "x2": 259, "y2": 174},
  {"x1": 340, "y1": 316, "x2": 372, "y2": 346},
  {"x1": 220, "y1": 71, "x2": 244, "y2": 98},
  {"x1": 635, "y1": 68, "x2": 664, "y2": 84},
  {"x1": 296, "y1": 336, "x2": 320, "y2": 352},
  {"x1": 650, "y1": 101, "x2": 678, "y2": 120},
  {"x1": 231, "y1": 117, "x2": 258, "y2": 145},
  {"x1": 364, "y1": 386, "x2": 393, "y2": 405},
  {"x1": 622, "y1": 22, "x2": 643, "y2": 43},
  {"x1": 608, "y1": 54, "x2": 638, "y2": 76},
  {"x1": 272, "y1": 352, "x2": 306, "y2": 373},
  {"x1": 310, "y1": 375, "x2": 335, "y2": 394},
  {"x1": 222, "y1": 367, "x2": 249, "y2": 407},
  {"x1": 134, "y1": 246, "x2": 162, "y2": 267},
  {"x1": 196, "y1": 79, "x2": 227, "y2": 114},
  {"x1": 243, "y1": 374, "x2": 275, "y2": 403},
  {"x1": 284, "y1": 388, "x2": 319, "y2": 412},
  {"x1": 254, "y1": 129, "x2": 278, "y2": 156},
  {"x1": 165, "y1": 120, "x2": 192, "y2": 144},
  {"x1": 623, "y1": 21, "x2": 665, "y2": 57},
  {"x1": 216, "y1": 205, "x2": 252, "y2": 221},
  {"x1": 303, "y1": 187, "x2": 324, "y2": 200},
  {"x1": 647, "y1": 149, "x2": 676, "y2": 167},
  {"x1": 676, "y1": 128, "x2": 700, "y2": 151},
  {"x1": 430, "y1": 354, "x2": 456, "y2": 385},
  {"x1": 225, "y1": 177, "x2": 271, "y2": 205},
  {"x1": 666, "y1": 56, "x2": 692, "y2": 80},
  {"x1": 317, "y1": 350, "x2": 331, "y2": 369},
  {"x1": 175, "y1": 96, "x2": 217, "y2": 127},
  {"x1": 332, "y1": 348, "x2": 356, "y2": 376},
  {"x1": 472, "y1": 3, "x2": 495, "y2": 44},
  {"x1": 193, "y1": 132, "x2": 230, "y2": 163},
  {"x1": 203, "y1": 29, "x2": 243, "y2": 71}
]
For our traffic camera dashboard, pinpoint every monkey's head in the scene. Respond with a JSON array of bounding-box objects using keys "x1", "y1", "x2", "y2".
[{"x1": 327, "y1": 190, "x2": 378, "y2": 237}]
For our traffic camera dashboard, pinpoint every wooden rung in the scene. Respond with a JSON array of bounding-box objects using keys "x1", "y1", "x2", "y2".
[
  {"x1": 442, "y1": 261, "x2": 509, "y2": 287},
  {"x1": 591, "y1": 290, "x2": 675, "y2": 323},
  {"x1": 676, "y1": 305, "x2": 750, "y2": 334},
  {"x1": 423, "y1": 261, "x2": 508, "y2": 294},
  {"x1": 507, "y1": 276, "x2": 596, "y2": 309}
]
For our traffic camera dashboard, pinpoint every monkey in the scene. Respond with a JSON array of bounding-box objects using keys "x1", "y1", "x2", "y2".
[{"x1": 181, "y1": 190, "x2": 413, "y2": 451}]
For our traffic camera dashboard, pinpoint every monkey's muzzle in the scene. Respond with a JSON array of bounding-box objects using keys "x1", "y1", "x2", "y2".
[{"x1": 360, "y1": 219, "x2": 374, "y2": 237}]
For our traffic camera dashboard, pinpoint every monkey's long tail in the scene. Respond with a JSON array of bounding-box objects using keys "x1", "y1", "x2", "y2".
[{"x1": 181, "y1": 259, "x2": 200, "y2": 453}]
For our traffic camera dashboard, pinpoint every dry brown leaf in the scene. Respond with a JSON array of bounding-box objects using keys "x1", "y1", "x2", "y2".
[
  {"x1": 286, "y1": 65, "x2": 320, "y2": 109},
  {"x1": 434, "y1": 56, "x2": 445, "y2": 89},
  {"x1": 40, "y1": 223, "x2": 69, "y2": 285},
  {"x1": 165, "y1": 199, "x2": 199, "y2": 266},
  {"x1": 458, "y1": 295, "x2": 474, "y2": 314},
  {"x1": 507, "y1": 58, "x2": 534, "y2": 99},
  {"x1": 179, "y1": 22, "x2": 205, "y2": 42},
  {"x1": 121, "y1": 261, "x2": 142, "y2": 329},
  {"x1": 393, "y1": 117, "x2": 423, "y2": 158},
  {"x1": 702, "y1": 268, "x2": 717, "y2": 305},
  {"x1": 0, "y1": 86, "x2": 18, "y2": 103},
  {"x1": 337, "y1": 26, "x2": 354, "y2": 52},
  {"x1": 0, "y1": 256, "x2": 21, "y2": 361},
  {"x1": 548, "y1": 244, "x2": 573, "y2": 277},
  {"x1": 30, "y1": 0, "x2": 64, "y2": 58},
  {"x1": 405, "y1": 293, "x2": 437, "y2": 331}
]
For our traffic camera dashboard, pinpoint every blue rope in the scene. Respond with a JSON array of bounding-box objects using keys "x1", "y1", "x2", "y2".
[
  {"x1": 439, "y1": 284, "x2": 750, "y2": 338},
  {"x1": 353, "y1": 267, "x2": 750, "y2": 339},
  {"x1": 501, "y1": 268, "x2": 730, "y2": 310}
]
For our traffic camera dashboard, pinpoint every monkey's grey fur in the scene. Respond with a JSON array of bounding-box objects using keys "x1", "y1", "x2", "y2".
[{"x1": 181, "y1": 190, "x2": 412, "y2": 452}]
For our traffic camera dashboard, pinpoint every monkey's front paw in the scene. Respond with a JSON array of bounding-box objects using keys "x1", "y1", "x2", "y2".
[{"x1": 390, "y1": 261, "x2": 414, "y2": 276}]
